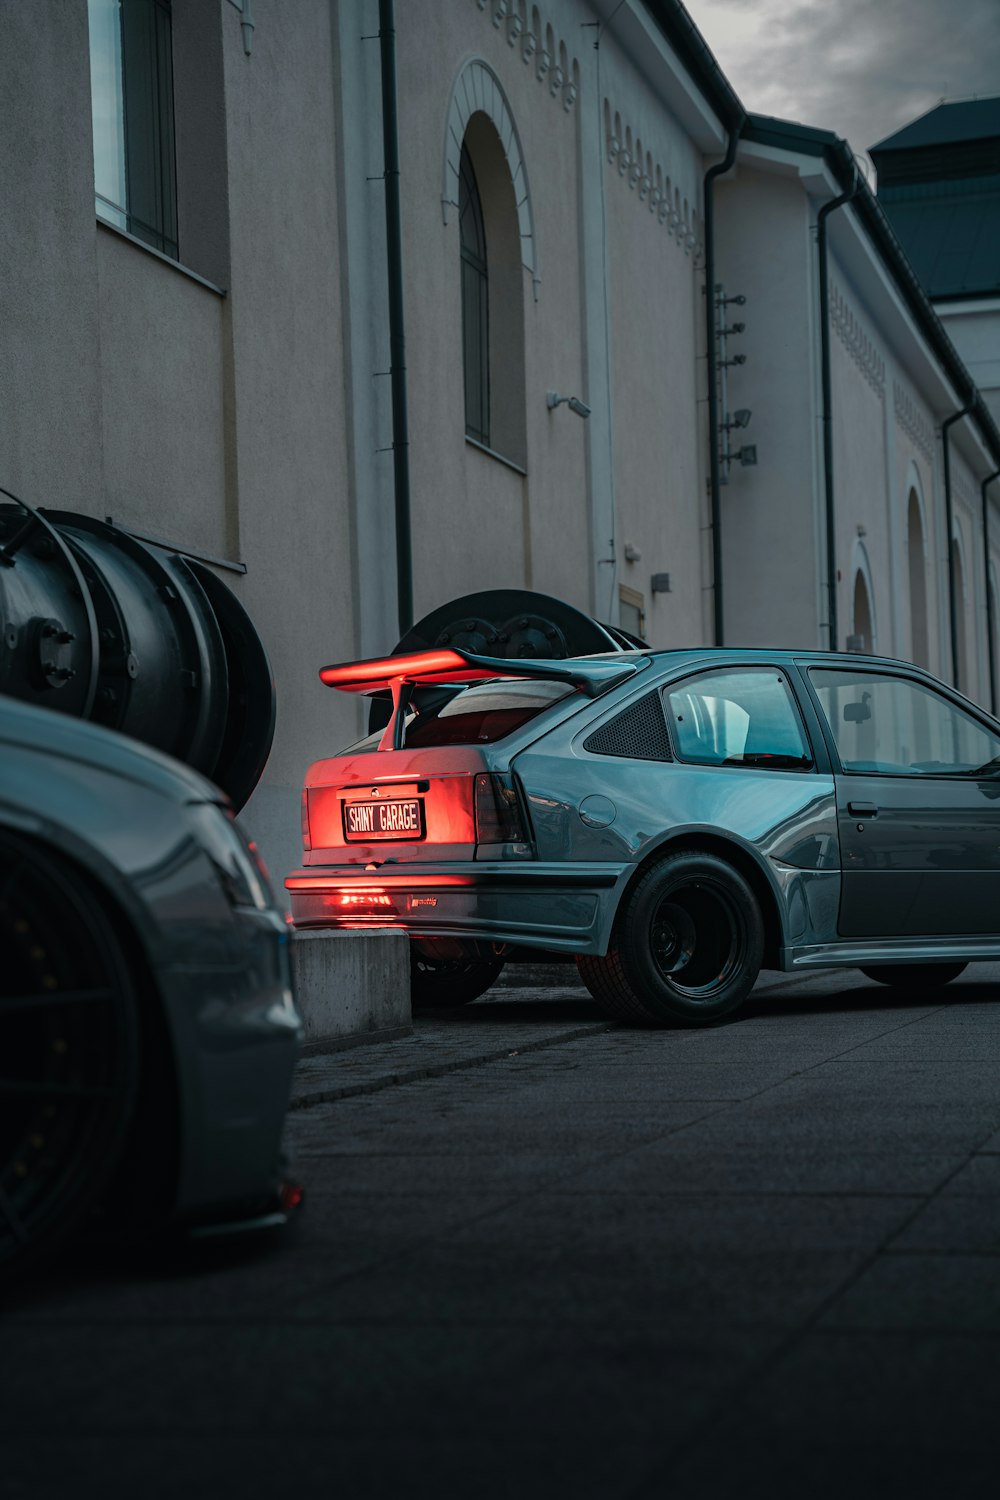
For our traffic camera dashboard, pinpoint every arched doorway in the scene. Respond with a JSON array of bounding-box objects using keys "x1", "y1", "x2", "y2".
[{"x1": 907, "y1": 489, "x2": 929, "y2": 668}]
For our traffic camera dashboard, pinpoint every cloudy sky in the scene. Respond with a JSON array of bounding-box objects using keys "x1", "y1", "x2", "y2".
[{"x1": 681, "y1": 0, "x2": 1000, "y2": 168}]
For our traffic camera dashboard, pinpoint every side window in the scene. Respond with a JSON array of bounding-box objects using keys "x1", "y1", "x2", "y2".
[
  {"x1": 809, "y1": 669, "x2": 1000, "y2": 775},
  {"x1": 664, "y1": 669, "x2": 811, "y2": 769}
]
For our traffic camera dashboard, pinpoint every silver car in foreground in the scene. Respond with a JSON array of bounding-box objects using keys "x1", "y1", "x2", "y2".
[
  {"x1": 288, "y1": 644, "x2": 1000, "y2": 1025},
  {"x1": 1, "y1": 696, "x2": 302, "y2": 1277}
]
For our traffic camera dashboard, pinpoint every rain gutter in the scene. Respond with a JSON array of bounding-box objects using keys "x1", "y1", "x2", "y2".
[
  {"x1": 378, "y1": 0, "x2": 413, "y2": 635},
  {"x1": 817, "y1": 163, "x2": 860, "y2": 652},
  {"x1": 982, "y1": 468, "x2": 1000, "y2": 711},
  {"x1": 645, "y1": 3, "x2": 746, "y2": 647},
  {"x1": 703, "y1": 121, "x2": 745, "y2": 647}
]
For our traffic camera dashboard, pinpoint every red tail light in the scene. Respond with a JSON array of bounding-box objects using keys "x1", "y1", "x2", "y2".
[
  {"x1": 300, "y1": 788, "x2": 311, "y2": 851},
  {"x1": 278, "y1": 1181, "x2": 305, "y2": 1214},
  {"x1": 474, "y1": 773, "x2": 529, "y2": 845},
  {"x1": 338, "y1": 890, "x2": 394, "y2": 910}
]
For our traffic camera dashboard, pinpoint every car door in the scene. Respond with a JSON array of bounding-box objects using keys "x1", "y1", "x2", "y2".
[{"x1": 806, "y1": 664, "x2": 1000, "y2": 937}]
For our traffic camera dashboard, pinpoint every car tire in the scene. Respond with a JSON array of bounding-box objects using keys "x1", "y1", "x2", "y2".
[
  {"x1": 859, "y1": 963, "x2": 967, "y2": 989},
  {"x1": 578, "y1": 850, "x2": 764, "y2": 1027},
  {"x1": 0, "y1": 833, "x2": 141, "y2": 1280},
  {"x1": 410, "y1": 945, "x2": 505, "y2": 1007}
]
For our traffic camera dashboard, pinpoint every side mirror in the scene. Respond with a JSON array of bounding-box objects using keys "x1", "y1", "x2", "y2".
[{"x1": 844, "y1": 692, "x2": 872, "y2": 724}]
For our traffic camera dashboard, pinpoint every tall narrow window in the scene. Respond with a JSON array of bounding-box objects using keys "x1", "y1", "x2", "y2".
[
  {"x1": 907, "y1": 489, "x2": 929, "y2": 668},
  {"x1": 88, "y1": 0, "x2": 178, "y2": 258},
  {"x1": 951, "y1": 541, "x2": 968, "y2": 689},
  {"x1": 460, "y1": 143, "x2": 489, "y2": 446},
  {"x1": 852, "y1": 570, "x2": 874, "y2": 654}
]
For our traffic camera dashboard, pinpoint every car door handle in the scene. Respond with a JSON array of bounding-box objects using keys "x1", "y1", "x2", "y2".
[{"x1": 847, "y1": 801, "x2": 878, "y2": 817}]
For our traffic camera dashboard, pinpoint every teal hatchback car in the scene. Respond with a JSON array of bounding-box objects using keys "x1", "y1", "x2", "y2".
[{"x1": 288, "y1": 644, "x2": 1000, "y2": 1026}]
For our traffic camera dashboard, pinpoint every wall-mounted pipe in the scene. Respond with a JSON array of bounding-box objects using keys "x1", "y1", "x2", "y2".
[
  {"x1": 942, "y1": 401, "x2": 974, "y2": 688},
  {"x1": 378, "y1": 0, "x2": 413, "y2": 637},
  {"x1": 982, "y1": 467, "x2": 1000, "y2": 713},
  {"x1": 817, "y1": 161, "x2": 859, "y2": 652},
  {"x1": 702, "y1": 116, "x2": 745, "y2": 647}
]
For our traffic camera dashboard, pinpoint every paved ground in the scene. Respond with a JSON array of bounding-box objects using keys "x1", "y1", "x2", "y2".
[{"x1": 5, "y1": 963, "x2": 1000, "y2": 1498}]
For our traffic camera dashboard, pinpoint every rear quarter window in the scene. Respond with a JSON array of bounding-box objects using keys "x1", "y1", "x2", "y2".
[{"x1": 664, "y1": 668, "x2": 811, "y2": 768}]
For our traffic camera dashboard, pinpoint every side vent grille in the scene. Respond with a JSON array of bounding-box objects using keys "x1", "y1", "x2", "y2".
[{"x1": 584, "y1": 692, "x2": 673, "y2": 761}]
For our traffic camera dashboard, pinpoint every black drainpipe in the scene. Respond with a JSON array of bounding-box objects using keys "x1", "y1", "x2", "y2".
[
  {"x1": 981, "y1": 467, "x2": 1000, "y2": 712},
  {"x1": 703, "y1": 116, "x2": 745, "y2": 647},
  {"x1": 942, "y1": 401, "x2": 973, "y2": 688},
  {"x1": 817, "y1": 162, "x2": 859, "y2": 653},
  {"x1": 378, "y1": 0, "x2": 413, "y2": 636}
]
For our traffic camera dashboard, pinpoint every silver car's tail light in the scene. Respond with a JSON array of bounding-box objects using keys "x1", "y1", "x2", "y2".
[
  {"x1": 300, "y1": 788, "x2": 312, "y2": 851},
  {"x1": 474, "y1": 773, "x2": 529, "y2": 845},
  {"x1": 188, "y1": 804, "x2": 272, "y2": 910}
]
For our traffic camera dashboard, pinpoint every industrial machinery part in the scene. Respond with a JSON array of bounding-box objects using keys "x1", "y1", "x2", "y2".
[
  {"x1": 370, "y1": 588, "x2": 643, "y2": 731},
  {"x1": 0, "y1": 496, "x2": 274, "y2": 810}
]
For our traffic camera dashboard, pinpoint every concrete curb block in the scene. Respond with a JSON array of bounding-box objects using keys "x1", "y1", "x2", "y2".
[
  {"x1": 290, "y1": 928, "x2": 411, "y2": 1048},
  {"x1": 289, "y1": 1021, "x2": 613, "y2": 1108}
]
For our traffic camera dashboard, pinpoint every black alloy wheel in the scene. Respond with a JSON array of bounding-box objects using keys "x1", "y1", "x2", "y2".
[
  {"x1": 410, "y1": 944, "x2": 505, "y2": 1007},
  {"x1": 577, "y1": 850, "x2": 764, "y2": 1026},
  {"x1": 0, "y1": 834, "x2": 141, "y2": 1278},
  {"x1": 859, "y1": 963, "x2": 967, "y2": 989}
]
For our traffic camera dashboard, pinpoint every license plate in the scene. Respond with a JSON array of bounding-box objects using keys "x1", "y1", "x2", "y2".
[{"x1": 343, "y1": 797, "x2": 423, "y2": 841}]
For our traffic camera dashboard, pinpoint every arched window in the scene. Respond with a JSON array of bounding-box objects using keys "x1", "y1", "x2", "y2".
[
  {"x1": 852, "y1": 570, "x2": 874, "y2": 653},
  {"x1": 907, "y1": 488, "x2": 929, "y2": 668},
  {"x1": 951, "y1": 539, "x2": 969, "y2": 689},
  {"x1": 989, "y1": 563, "x2": 999, "y2": 711},
  {"x1": 460, "y1": 143, "x2": 489, "y2": 447},
  {"x1": 457, "y1": 113, "x2": 527, "y2": 467}
]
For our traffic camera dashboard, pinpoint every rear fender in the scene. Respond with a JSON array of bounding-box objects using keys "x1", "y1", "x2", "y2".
[{"x1": 596, "y1": 828, "x2": 789, "y2": 967}]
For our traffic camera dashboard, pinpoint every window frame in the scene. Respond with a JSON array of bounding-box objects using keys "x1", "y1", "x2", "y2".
[
  {"x1": 661, "y1": 664, "x2": 817, "y2": 772},
  {"x1": 803, "y1": 663, "x2": 1000, "y2": 781},
  {"x1": 89, "y1": 0, "x2": 179, "y2": 260},
  {"x1": 619, "y1": 586, "x2": 646, "y2": 643}
]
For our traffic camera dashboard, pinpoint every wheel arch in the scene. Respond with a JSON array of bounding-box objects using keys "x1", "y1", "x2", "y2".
[{"x1": 609, "y1": 831, "x2": 785, "y2": 969}]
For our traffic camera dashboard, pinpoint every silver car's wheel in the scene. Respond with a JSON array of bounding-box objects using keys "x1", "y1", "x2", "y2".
[
  {"x1": 859, "y1": 963, "x2": 967, "y2": 989},
  {"x1": 0, "y1": 835, "x2": 140, "y2": 1277},
  {"x1": 579, "y1": 851, "x2": 763, "y2": 1027},
  {"x1": 410, "y1": 944, "x2": 505, "y2": 1007}
]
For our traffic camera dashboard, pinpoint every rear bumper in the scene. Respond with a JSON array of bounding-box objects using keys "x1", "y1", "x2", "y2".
[{"x1": 285, "y1": 861, "x2": 626, "y2": 954}]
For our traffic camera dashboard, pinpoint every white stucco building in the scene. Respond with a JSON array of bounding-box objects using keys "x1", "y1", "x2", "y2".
[
  {"x1": 715, "y1": 113, "x2": 1000, "y2": 714},
  {"x1": 2, "y1": 0, "x2": 999, "y2": 887}
]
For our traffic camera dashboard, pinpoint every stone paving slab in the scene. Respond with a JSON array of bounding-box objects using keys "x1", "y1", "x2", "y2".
[
  {"x1": 289, "y1": 970, "x2": 811, "y2": 1108},
  {"x1": 9, "y1": 961, "x2": 1000, "y2": 1500}
]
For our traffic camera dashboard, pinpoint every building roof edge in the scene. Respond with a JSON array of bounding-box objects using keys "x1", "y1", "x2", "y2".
[{"x1": 744, "y1": 114, "x2": 1000, "y2": 469}]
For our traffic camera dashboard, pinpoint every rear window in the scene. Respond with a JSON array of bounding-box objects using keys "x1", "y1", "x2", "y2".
[
  {"x1": 405, "y1": 680, "x2": 577, "y2": 746},
  {"x1": 339, "y1": 679, "x2": 578, "y2": 754}
]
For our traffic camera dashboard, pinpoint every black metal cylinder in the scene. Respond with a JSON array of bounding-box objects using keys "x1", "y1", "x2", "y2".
[
  {"x1": 0, "y1": 500, "x2": 274, "y2": 810},
  {"x1": 368, "y1": 588, "x2": 640, "y2": 732}
]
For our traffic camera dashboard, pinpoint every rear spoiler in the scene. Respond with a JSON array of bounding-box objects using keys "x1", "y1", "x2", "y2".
[
  {"x1": 319, "y1": 647, "x2": 645, "y2": 751},
  {"x1": 319, "y1": 646, "x2": 643, "y2": 697}
]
